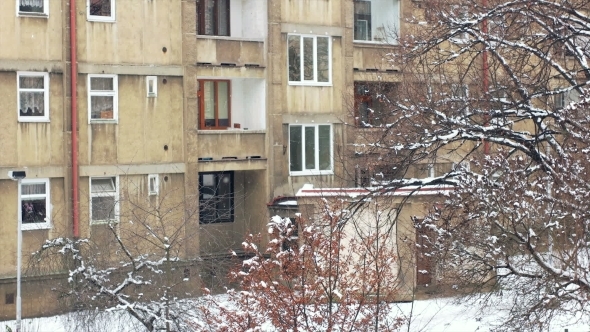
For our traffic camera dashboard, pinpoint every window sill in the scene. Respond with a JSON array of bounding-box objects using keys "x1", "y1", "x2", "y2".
[
  {"x1": 353, "y1": 40, "x2": 399, "y2": 48},
  {"x1": 197, "y1": 35, "x2": 265, "y2": 43},
  {"x1": 91, "y1": 220, "x2": 119, "y2": 225},
  {"x1": 22, "y1": 223, "x2": 51, "y2": 231},
  {"x1": 290, "y1": 170, "x2": 334, "y2": 177},
  {"x1": 17, "y1": 12, "x2": 49, "y2": 18},
  {"x1": 197, "y1": 129, "x2": 266, "y2": 134},
  {"x1": 288, "y1": 82, "x2": 332, "y2": 87},
  {"x1": 18, "y1": 118, "x2": 50, "y2": 123},
  {"x1": 89, "y1": 119, "x2": 118, "y2": 124},
  {"x1": 87, "y1": 16, "x2": 116, "y2": 23}
]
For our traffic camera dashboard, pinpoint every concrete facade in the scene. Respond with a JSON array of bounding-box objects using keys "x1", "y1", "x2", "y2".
[{"x1": 0, "y1": 0, "x2": 431, "y2": 319}]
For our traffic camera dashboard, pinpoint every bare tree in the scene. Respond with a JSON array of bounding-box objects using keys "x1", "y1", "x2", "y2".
[{"x1": 350, "y1": 0, "x2": 590, "y2": 329}]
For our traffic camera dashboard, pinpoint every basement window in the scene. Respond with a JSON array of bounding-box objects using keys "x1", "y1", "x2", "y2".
[
  {"x1": 88, "y1": 74, "x2": 118, "y2": 123},
  {"x1": 88, "y1": 0, "x2": 115, "y2": 22},
  {"x1": 17, "y1": 0, "x2": 48, "y2": 16}
]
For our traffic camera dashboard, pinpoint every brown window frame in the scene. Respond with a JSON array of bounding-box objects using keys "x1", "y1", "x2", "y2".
[
  {"x1": 198, "y1": 80, "x2": 232, "y2": 129},
  {"x1": 197, "y1": 0, "x2": 230, "y2": 36}
]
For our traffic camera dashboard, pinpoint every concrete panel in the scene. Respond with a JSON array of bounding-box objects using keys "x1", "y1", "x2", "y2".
[
  {"x1": 281, "y1": 0, "x2": 341, "y2": 27},
  {"x1": 196, "y1": 38, "x2": 265, "y2": 67},
  {"x1": 196, "y1": 65, "x2": 266, "y2": 78},
  {"x1": 195, "y1": 131, "x2": 266, "y2": 159},
  {"x1": 198, "y1": 159, "x2": 267, "y2": 172}
]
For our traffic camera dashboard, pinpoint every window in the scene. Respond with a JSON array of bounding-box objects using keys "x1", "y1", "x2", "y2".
[
  {"x1": 88, "y1": 74, "x2": 118, "y2": 122},
  {"x1": 146, "y1": 76, "x2": 157, "y2": 97},
  {"x1": 198, "y1": 80, "x2": 231, "y2": 129},
  {"x1": 353, "y1": 0, "x2": 400, "y2": 43},
  {"x1": 88, "y1": 0, "x2": 115, "y2": 22},
  {"x1": 199, "y1": 172, "x2": 233, "y2": 223},
  {"x1": 289, "y1": 124, "x2": 332, "y2": 175},
  {"x1": 288, "y1": 34, "x2": 331, "y2": 85},
  {"x1": 148, "y1": 174, "x2": 159, "y2": 196},
  {"x1": 17, "y1": 72, "x2": 49, "y2": 122},
  {"x1": 354, "y1": 82, "x2": 396, "y2": 127},
  {"x1": 20, "y1": 179, "x2": 50, "y2": 230},
  {"x1": 357, "y1": 164, "x2": 399, "y2": 187},
  {"x1": 451, "y1": 84, "x2": 469, "y2": 114},
  {"x1": 17, "y1": 0, "x2": 48, "y2": 16},
  {"x1": 197, "y1": 0, "x2": 229, "y2": 36},
  {"x1": 90, "y1": 177, "x2": 119, "y2": 223}
]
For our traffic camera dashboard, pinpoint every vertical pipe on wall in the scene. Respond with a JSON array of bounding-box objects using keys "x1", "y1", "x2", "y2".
[{"x1": 70, "y1": 0, "x2": 80, "y2": 237}]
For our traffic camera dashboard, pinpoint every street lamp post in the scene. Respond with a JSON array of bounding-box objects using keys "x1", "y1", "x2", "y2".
[{"x1": 9, "y1": 171, "x2": 26, "y2": 332}]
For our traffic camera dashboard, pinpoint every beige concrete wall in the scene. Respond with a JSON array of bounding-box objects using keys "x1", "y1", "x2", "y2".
[
  {"x1": 77, "y1": 74, "x2": 184, "y2": 166},
  {"x1": 0, "y1": 1, "x2": 64, "y2": 62},
  {"x1": 196, "y1": 39, "x2": 266, "y2": 66},
  {"x1": 76, "y1": 0, "x2": 183, "y2": 66},
  {"x1": 281, "y1": 0, "x2": 342, "y2": 26}
]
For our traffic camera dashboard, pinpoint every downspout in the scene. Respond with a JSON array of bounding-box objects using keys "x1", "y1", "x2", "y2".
[
  {"x1": 70, "y1": 0, "x2": 80, "y2": 237},
  {"x1": 482, "y1": 0, "x2": 490, "y2": 155}
]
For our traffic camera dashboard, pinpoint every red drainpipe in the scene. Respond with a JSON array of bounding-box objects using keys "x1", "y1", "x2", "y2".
[
  {"x1": 70, "y1": 0, "x2": 80, "y2": 238},
  {"x1": 482, "y1": 0, "x2": 490, "y2": 155}
]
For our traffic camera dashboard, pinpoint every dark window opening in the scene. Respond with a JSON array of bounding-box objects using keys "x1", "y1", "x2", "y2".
[
  {"x1": 197, "y1": 0, "x2": 230, "y2": 36},
  {"x1": 199, "y1": 172, "x2": 234, "y2": 224},
  {"x1": 354, "y1": 82, "x2": 397, "y2": 127}
]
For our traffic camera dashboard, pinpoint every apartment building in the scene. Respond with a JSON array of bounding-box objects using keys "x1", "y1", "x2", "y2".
[{"x1": 0, "y1": 0, "x2": 434, "y2": 319}]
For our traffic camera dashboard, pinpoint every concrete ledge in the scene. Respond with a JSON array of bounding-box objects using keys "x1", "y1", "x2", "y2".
[
  {"x1": 0, "y1": 60, "x2": 64, "y2": 73},
  {"x1": 80, "y1": 163, "x2": 186, "y2": 176},
  {"x1": 78, "y1": 63, "x2": 184, "y2": 76},
  {"x1": 281, "y1": 23, "x2": 344, "y2": 37},
  {"x1": 197, "y1": 159, "x2": 267, "y2": 172},
  {"x1": 0, "y1": 166, "x2": 64, "y2": 179}
]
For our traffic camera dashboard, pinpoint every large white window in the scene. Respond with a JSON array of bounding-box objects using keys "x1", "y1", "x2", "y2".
[
  {"x1": 90, "y1": 177, "x2": 119, "y2": 224},
  {"x1": 354, "y1": 0, "x2": 400, "y2": 43},
  {"x1": 88, "y1": 74, "x2": 118, "y2": 123},
  {"x1": 289, "y1": 124, "x2": 333, "y2": 175},
  {"x1": 20, "y1": 179, "x2": 51, "y2": 230},
  {"x1": 87, "y1": 0, "x2": 115, "y2": 22},
  {"x1": 288, "y1": 35, "x2": 332, "y2": 86},
  {"x1": 17, "y1": 0, "x2": 48, "y2": 16},
  {"x1": 17, "y1": 72, "x2": 49, "y2": 122}
]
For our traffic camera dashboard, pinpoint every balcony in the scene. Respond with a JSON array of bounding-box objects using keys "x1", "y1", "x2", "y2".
[
  {"x1": 196, "y1": 39, "x2": 265, "y2": 68},
  {"x1": 196, "y1": 131, "x2": 266, "y2": 172}
]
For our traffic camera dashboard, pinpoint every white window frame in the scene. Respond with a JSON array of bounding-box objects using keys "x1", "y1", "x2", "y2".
[
  {"x1": 88, "y1": 74, "x2": 118, "y2": 123},
  {"x1": 20, "y1": 178, "x2": 51, "y2": 231},
  {"x1": 353, "y1": 0, "x2": 401, "y2": 44},
  {"x1": 146, "y1": 76, "x2": 157, "y2": 98},
  {"x1": 90, "y1": 176, "x2": 119, "y2": 224},
  {"x1": 289, "y1": 124, "x2": 333, "y2": 176},
  {"x1": 17, "y1": 72, "x2": 50, "y2": 123},
  {"x1": 287, "y1": 34, "x2": 332, "y2": 86},
  {"x1": 148, "y1": 174, "x2": 159, "y2": 196},
  {"x1": 87, "y1": 0, "x2": 115, "y2": 22},
  {"x1": 16, "y1": 0, "x2": 49, "y2": 17}
]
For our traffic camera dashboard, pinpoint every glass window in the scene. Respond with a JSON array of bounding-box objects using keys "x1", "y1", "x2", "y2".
[
  {"x1": 197, "y1": 0, "x2": 230, "y2": 36},
  {"x1": 90, "y1": 177, "x2": 119, "y2": 223},
  {"x1": 17, "y1": 72, "x2": 49, "y2": 122},
  {"x1": 289, "y1": 124, "x2": 333, "y2": 175},
  {"x1": 88, "y1": 75, "x2": 118, "y2": 122},
  {"x1": 288, "y1": 34, "x2": 332, "y2": 85},
  {"x1": 354, "y1": 82, "x2": 397, "y2": 127},
  {"x1": 20, "y1": 179, "x2": 50, "y2": 230},
  {"x1": 199, "y1": 172, "x2": 234, "y2": 223},
  {"x1": 88, "y1": 0, "x2": 115, "y2": 22},
  {"x1": 199, "y1": 80, "x2": 231, "y2": 129},
  {"x1": 18, "y1": 0, "x2": 48, "y2": 16},
  {"x1": 353, "y1": 0, "x2": 400, "y2": 43}
]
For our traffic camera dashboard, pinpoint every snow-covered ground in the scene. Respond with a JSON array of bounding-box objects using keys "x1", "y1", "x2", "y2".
[{"x1": 2, "y1": 296, "x2": 587, "y2": 332}]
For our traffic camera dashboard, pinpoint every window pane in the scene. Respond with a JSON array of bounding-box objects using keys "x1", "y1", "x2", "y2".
[
  {"x1": 288, "y1": 35, "x2": 301, "y2": 82},
  {"x1": 304, "y1": 126, "x2": 316, "y2": 170},
  {"x1": 92, "y1": 196, "x2": 116, "y2": 221},
  {"x1": 199, "y1": 172, "x2": 233, "y2": 223},
  {"x1": 317, "y1": 37, "x2": 330, "y2": 82},
  {"x1": 90, "y1": 0, "x2": 111, "y2": 17},
  {"x1": 318, "y1": 125, "x2": 331, "y2": 170},
  {"x1": 289, "y1": 126, "x2": 302, "y2": 172},
  {"x1": 19, "y1": 76, "x2": 44, "y2": 89},
  {"x1": 354, "y1": 1, "x2": 371, "y2": 41},
  {"x1": 201, "y1": 0, "x2": 215, "y2": 35},
  {"x1": 91, "y1": 178, "x2": 116, "y2": 193},
  {"x1": 217, "y1": 0, "x2": 230, "y2": 36},
  {"x1": 217, "y1": 81, "x2": 229, "y2": 127},
  {"x1": 90, "y1": 96, "x2": 114, "y2": 119},
  {"x1": 19, "y1": 91, "x2": 45, "y2": 117},
  {"x1": 216, "y1": 174, "x2": 232, "y2": 220},
  {"x1": 90, "y1": 77, "x2": 114, "y2": 91},
  {"x1": 19, "y1": 0, "x2": 44, "y2": 13},
  {"x1": 203, "y1": 81, "x2": 216, "y2": 127},
  {"x1": 303, "y1": 37, "x2": 314, "y2": 80},
  {"x1": 22, "y1": 183, "x2": 46, "y2": 195},
  {"x1": 22, "y1": 198, "x2": 46, "y2": 224}
]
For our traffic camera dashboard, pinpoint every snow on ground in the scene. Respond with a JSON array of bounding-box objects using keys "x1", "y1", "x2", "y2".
[{"x1": 1, "y1": 296, "x2": 587, "y2": 332}]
